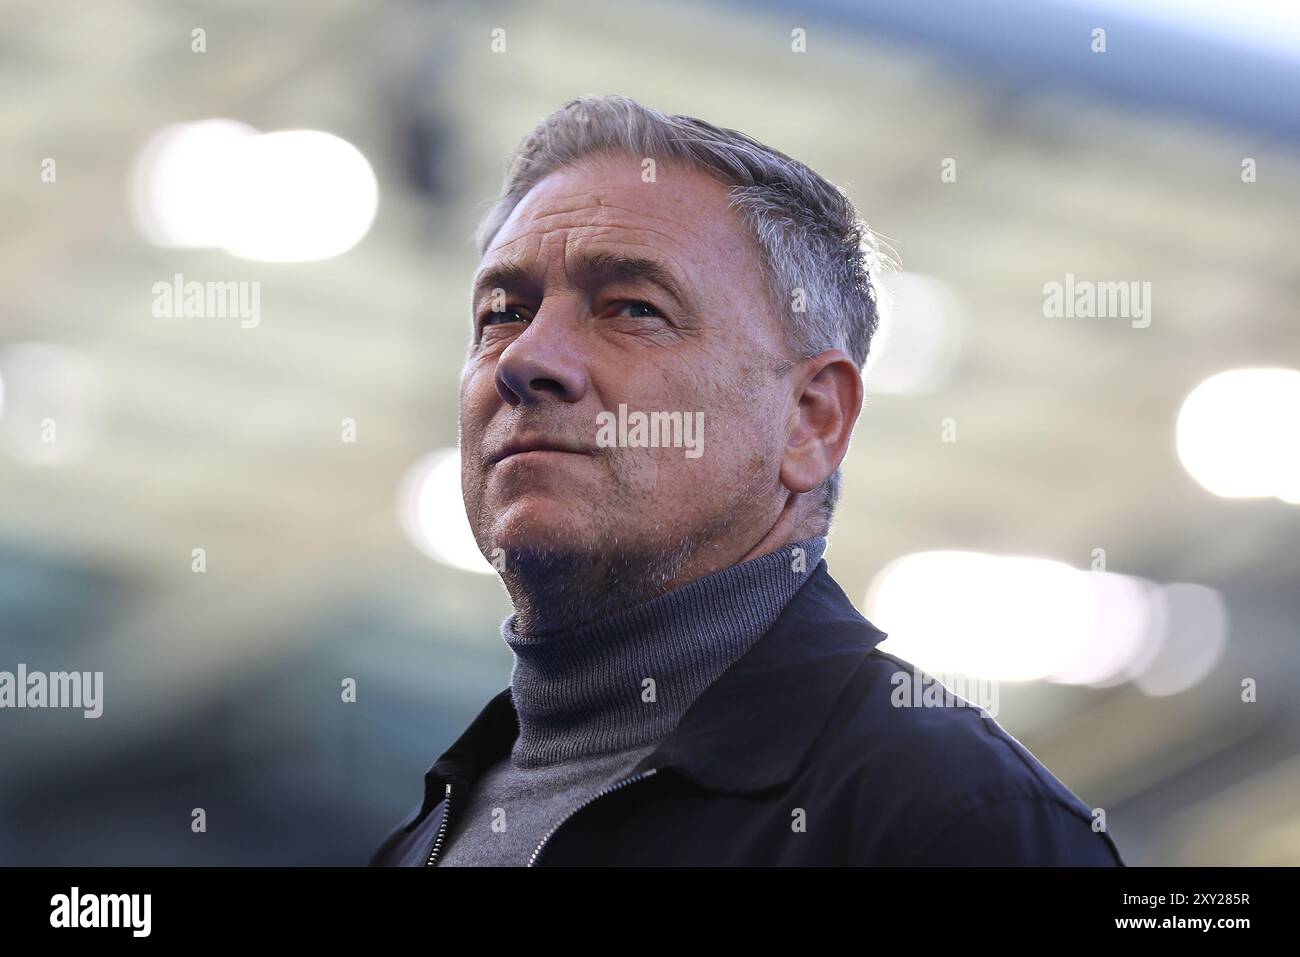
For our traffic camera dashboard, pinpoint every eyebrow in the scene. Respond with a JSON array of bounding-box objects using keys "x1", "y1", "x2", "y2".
[
  {"x1": 471, "y1": 261, "x2": 535, "y2": 307},
  {"x1": 471, "y1": 250, "x2": 693, "y2": 314}
]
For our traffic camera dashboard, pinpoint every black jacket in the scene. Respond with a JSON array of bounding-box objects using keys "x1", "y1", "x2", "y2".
[{"x1": 369, "y1": 559, "x2": 1125, "y2": 866}]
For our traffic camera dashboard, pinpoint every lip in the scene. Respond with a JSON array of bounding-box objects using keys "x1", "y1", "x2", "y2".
[
  {"x1": 496, "y1": 449, "x2": 586, "y2": 466},
  {"x1": 490, "y1": 437, "x2": 593, "y2": 465}
]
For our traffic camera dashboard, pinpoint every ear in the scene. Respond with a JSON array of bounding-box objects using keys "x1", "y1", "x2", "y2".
[{"x1": 779, "y1": 350, "x2": 864, "y2": 494}]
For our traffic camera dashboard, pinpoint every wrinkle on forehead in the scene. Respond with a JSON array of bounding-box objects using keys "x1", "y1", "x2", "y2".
[
  {"x1": 493, "y1": 199, "x2": 701, "y2": 265},
  {"x1": 486, "y1": 157, "x2": 753, "y2": 265},
  {"x1": 484, "y1": 229, "x2": 696, "y2": 298}
]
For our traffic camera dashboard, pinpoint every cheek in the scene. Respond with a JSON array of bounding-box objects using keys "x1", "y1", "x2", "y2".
[
  {"x1": 459, "y1": 365, "x2": 498, "y2": 427},
  {"x1": 711, "y1": 399, "x2": 785, "y2": 487}
]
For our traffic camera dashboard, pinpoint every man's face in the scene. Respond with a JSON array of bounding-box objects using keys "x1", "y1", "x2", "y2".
[{"x1": 459, "y1": 153, "x2": 794, "y2": 577}]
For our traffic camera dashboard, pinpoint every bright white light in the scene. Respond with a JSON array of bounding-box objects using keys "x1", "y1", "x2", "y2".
[
  {"x1": 1051, "y1": 571, "x2": 1154, "y2": 686},
  {"x1": 1132, "y1": 584, "x2": 1228, "y2": 697},
  {"x1": 130, "y1": 122, "x2": 378, "y2": 262},
  {"x1": 1055, "y1": 0, "x2": 1300, "y2": 61},
  {"x1": 0, "y1": 343, "x2": 101, "y2": 466},
  {"x1": 397, "y1": 448, "x2": 495, "y2": 575},
  {"x1": 223, "y1": 130, "x2": 378, "y2": 262},
  {"x1": 864, "y1": 271, "x2": 962, "y2": 395},
  {"x1": 1176, "y1": 367, "x2": 1300, "y2": 503},
  {"x1": 865, "y1": 550, "x2": 1226, "y2": 692},
  {"x1": 129, "y1": 119, "x2": 259, "y2": 248},
  {"x1": 864, "y1": 551, "x2": 1095, "y2": 681}
]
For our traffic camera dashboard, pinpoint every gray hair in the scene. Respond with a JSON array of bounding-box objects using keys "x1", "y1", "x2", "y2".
[{"x1": 474, "y1": 94, "x2": 888, "y2": 531}]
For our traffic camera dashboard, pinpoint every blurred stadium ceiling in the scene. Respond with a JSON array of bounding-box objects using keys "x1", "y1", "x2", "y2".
[
  {"x1": 788, "y1": 0, "x2": 1300, "y2": 141},
  {"x1": 1, "y1": 0, "x2": 1298, "y2": 864}
]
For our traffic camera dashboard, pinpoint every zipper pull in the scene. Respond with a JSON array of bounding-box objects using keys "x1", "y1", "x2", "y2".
[{"x1": 424, "y1": 782, "x2": 454, "y2": 866}]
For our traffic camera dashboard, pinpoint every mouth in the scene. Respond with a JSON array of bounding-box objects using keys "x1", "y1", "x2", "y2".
[{"x1": 489, "y1": 437, "x2": 594, "y2": 465}]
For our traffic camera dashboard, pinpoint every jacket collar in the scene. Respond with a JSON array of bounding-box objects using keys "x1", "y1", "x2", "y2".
[{"x1": 405, "y1": 558, "x2": 887, "y2": 832}]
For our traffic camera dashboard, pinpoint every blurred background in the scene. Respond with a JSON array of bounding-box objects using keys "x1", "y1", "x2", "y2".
[{"x1": 1, "y1": 0, "x2": 1297, "y2": 865}]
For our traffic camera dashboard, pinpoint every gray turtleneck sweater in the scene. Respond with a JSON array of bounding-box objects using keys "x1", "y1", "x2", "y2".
[{"x1": 436, "y1": 536, "x2": 828, "y2": 866}]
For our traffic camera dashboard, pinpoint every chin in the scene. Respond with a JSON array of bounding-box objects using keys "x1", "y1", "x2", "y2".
[{"x1": 486, "y1": 496, "x2": 595, "y2": 556}]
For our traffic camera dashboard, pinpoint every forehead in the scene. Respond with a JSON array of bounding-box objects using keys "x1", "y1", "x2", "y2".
[{"x1": 481, "y1": 154, "x2": 761, "y2": 277}]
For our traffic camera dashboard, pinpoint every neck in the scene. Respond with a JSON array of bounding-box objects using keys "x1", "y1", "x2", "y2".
[
  {"x1": 502, "y1": 534, "x2": 828, "y2": 767},
  {"x1": 497, "y1": 539, "x2": 698, "y2": 637},
  {"x1": 500, "y1": 500, "x2": 823, "y2": 636}
]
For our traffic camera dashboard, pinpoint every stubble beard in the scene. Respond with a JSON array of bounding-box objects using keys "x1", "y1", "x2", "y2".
[{"x1": 475, "y1": 448, "x2": 776, "y2": 637}]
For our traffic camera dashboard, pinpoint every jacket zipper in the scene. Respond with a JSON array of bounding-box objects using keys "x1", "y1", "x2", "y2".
[
  {"x1": 424, "y1": 782, "x2": 454, "y2": 866},
  {"x1": 528, "y1": 767, "x2": 659, "y2": 867}
]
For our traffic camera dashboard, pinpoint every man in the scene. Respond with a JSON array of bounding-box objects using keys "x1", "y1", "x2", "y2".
[{"x1": 369, "y1": 94, "x2": 1124, "y2": 866}]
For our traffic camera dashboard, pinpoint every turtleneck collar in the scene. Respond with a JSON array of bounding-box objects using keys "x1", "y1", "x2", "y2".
[{"x1": 501, "y1": 537, "x2": 827, "y2": 769}]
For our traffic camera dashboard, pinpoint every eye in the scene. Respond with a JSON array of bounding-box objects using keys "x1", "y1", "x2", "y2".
[
  {"x1": 615, "y1": 301, "x2": 662, "y2": 319},
  {"x1": 481, "y1": 307, "x2": 529, "y2": 328}
]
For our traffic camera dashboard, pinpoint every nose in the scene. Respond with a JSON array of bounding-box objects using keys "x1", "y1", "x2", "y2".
[{"x1": 493, "y1": 310, "x2": 588, "y2": 407}]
